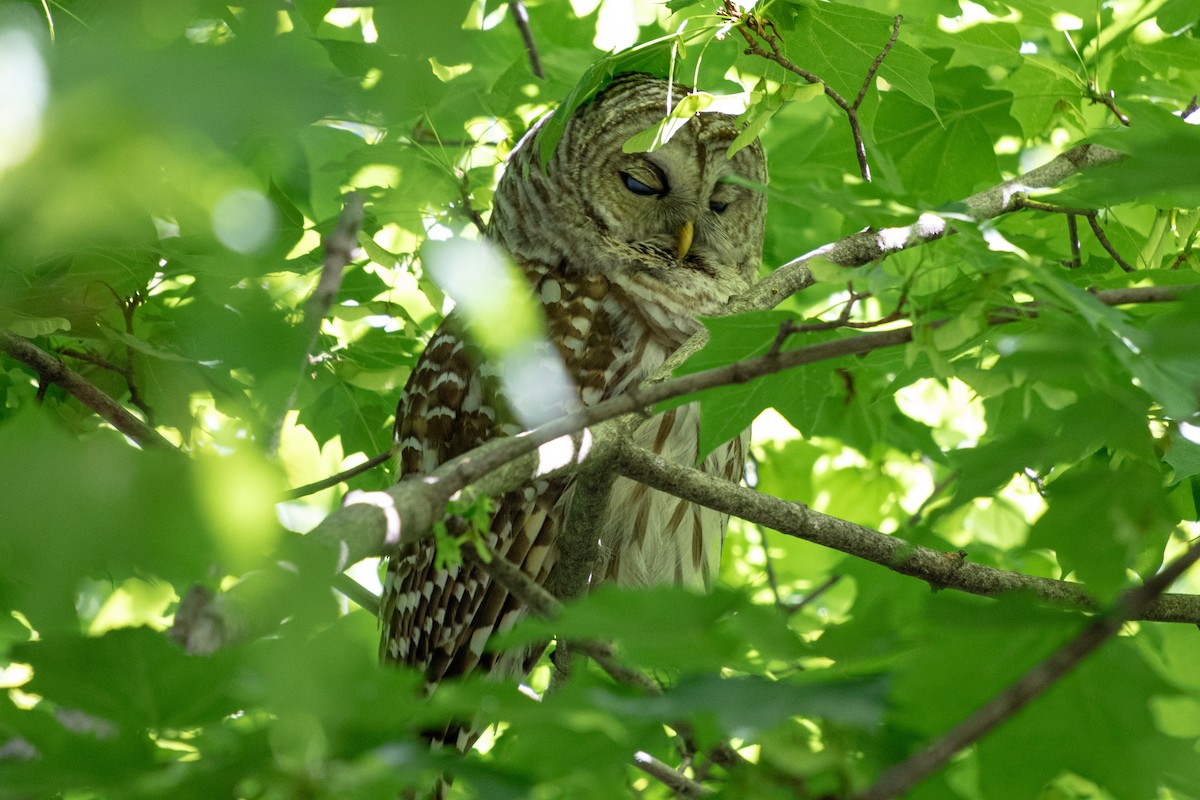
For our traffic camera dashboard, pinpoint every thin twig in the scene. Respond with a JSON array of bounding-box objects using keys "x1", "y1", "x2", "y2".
[
  {"x1": 633, "y1": 751, "x2": 713, "y2": 797},
  {"x1": 1064, "y1": 213, "x2": 1081, "y2": 267},
  {"x1": 118, "y1": 293, "x2": 154, "y2": 425},
  {"x1": 60, "y1": 347, "x2": 125, "y2": 374},
  {"x1": 768, "y1": 285, "x2": 867, "y2": 355},
  {"x1": 270, "y1": 193, "x2": 366, "y2": 453},
  {"x1": 905, "y1": 472, "x2": 956, "y2": 527},
  {"x1": 1085, "y1": 82, "x2": 1130, "y2": 126},
  {"x1": 1085, "y1": 213, "x2": 1135, "y2": 272},
  {"x1": 309, "y1": 192, "x2": 366, "y2": 347},
  {"x1": 575, "y1": 641, "x2": 662, "y2": 695},
  {"x1": 457, "y1": 172, "x2": 488, "y2": 235},
  {"x1": 756, "y1": 520, "x2": 784, "y2": 608},
  {"x1": 857, "y1": 537, "x2": 1200, "y2": 800},
  {"x1": 474, "y1": 543, "x2": 561, "y2": 618},
  {"x1": 509, "y1": 1, "x2": 545, "y2": 79},
  {"x1": 334, "y1": 573, "x2": 380, "y2": 615},
  {"x1": 744, "y1": 452, "x2": 783, "y2": 609},
  {"x1": 786, "y1": 574, "x2": 842, "y2": 617},
  {"x1": 730, "y1": 4, "x2": 898, "y2": 181},
  {"x1": 60, "y1": 343, "x2": 154, "y2": 424},
  {"x1": 854, "y1": 16, "x2": 902, "y2": 110},
  {"x1": 280, "y1": 448, "x2": 394, "y2": 501},
  {"x1": 1010, "y1": 195, "x2": 1134, "y2": 272}
]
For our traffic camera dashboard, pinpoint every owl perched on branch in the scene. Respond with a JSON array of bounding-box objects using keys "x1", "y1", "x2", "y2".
[{"x1": 381, "y1": 70, "x2": 767, "y2": 717}]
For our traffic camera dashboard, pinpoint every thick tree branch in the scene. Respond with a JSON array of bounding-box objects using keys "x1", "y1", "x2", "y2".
[
  {"x1": 858, "y1": 538, "x2": 1200, "y2": 800},
  {"x1": 611, "y1": 440, "x2": 1200, "y2": 625},
  {"x1": 733, "y1": 143, "x2": 1125, "y2": 313},
  {"x1": 170, "y1": 427, "x2": 612, "y2": 653},
  {"x1": 541, "y1": 418, "x2": 637, "y2": 665},
  {"x1": 0, "y1": 330, "x2": 177, "y2": 451}
]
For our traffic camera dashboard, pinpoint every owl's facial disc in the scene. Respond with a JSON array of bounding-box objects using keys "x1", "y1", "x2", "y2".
[{"x1": 611, "y1": 148, "x2": 736, "y2": 268}]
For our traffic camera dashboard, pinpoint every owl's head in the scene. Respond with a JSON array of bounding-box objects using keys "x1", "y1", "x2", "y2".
[{"x1": 491, "y1": 73, "x2": 768, "y2": 323}]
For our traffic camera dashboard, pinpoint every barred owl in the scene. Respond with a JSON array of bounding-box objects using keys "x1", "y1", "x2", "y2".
[{"x1": 381, "y1": 73, "x2": 767, "y2": 705}]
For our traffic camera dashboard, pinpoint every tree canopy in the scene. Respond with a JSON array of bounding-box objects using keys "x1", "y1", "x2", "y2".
[{"x1": 2, "y1": 1, "x2": 1200, "y2": 798}]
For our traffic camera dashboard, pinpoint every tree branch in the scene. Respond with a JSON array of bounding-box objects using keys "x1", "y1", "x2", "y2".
[
  {"x1": 0, "y1": 330, "x2": 178, "y2": 451},
  {"x1": 611, "y1": 439, "x2": 1200, "y2": 625},
  {"x1": 1010, "y1": 194, "x2": 1134, "y2": 272},
  {"x1": 280, "y1": 448, "x2": 394, "y2": 501},
  {"x1": 855, "y1": 15, "x2": 902, "y2": 111},
  {"x1": 456, "y1": 171, "x2": 488, "y2": 236},
  {"x1": 468, "y1": 539, "x2": 663, "y2": 693},
  {"x1": 857, "y1": 537, "x2": 1200, "y2": 800},
  {"x1": 733, "y1": 143, "x2": 1125, "y2": 313}
]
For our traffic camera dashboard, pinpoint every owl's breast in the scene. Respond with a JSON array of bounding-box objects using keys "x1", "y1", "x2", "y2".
[
  {"x1": 529, "y1": 264, "x2": 699, "y2": 401},
  {"x1": 598, "y1": 404, "x2": 747, "y2": 590}
]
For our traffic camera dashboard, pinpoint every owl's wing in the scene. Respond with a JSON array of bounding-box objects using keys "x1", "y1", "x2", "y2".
[
  {"x1": 380, "y1": 316, "x2": 569, "y2": 685},
  {"x1": 391, "y1": 319, "x2": 498, "y2": 476}
]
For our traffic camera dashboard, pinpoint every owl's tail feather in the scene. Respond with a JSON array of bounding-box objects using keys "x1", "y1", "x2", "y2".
[
  {"x1": 400, "y1": 723, "x2": 474, "y2": 800},
  {"x1": 401, "y1": 776, "x2": 450, "y2": 800}
]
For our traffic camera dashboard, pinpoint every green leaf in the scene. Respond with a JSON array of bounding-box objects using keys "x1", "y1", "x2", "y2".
[
  {"x1": 14, "y1": 628, "x2": 240, "y2": 730},
  {"x1": 1165, "y1": 427, "x2": 1200, "y2": 483},
  {"x1": 5, "y1": 315, "x2": 71, "y2": 337},
  {"x1": 498, "y1": 585, "x2": 806, "y2": 673},
  {"x1": 871, "y1": 69, "x2": 1016, "y2": 202},
  {"x1": 890, "y1": 594, "x2": 1076, "y2": 736},
  {"x1": 598, "y1": 671, "x2": 887, "y2": 736},
  {"x1": 1027, "y1": 459, "x2": 1174, "y2": 599},
  {"x1": 978, "y1": 636, "x2": 1200, "y2": 799},
  {"x1": 0, "y1": 412, "x2": 213, "y2": 633},
  {"x1": 729, "y1": 82, "x2": 824, "y2": 157},
  {"x1": 790, "y1": 2, "x2": 937, "y2": 112},
  {"x1": 537, "y1": 39, "x2": 676, "y2": 165},
  {"x1": 664, "y1": 311, "x2": 842, "y2": 458},
  {"x1": 1051, "y1": 101, "x2": 1200, "y2": 208},
  {"x1": 622, "y1": 92, "x2": 715, "y2": 153}
]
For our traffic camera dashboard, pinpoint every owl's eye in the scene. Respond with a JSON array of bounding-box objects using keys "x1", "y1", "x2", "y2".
[
  {"x1": 709, "y1": 200, "x2": 729, "y2": 214},
  {"x1": 620, "y1": 171, "x2": 662, "y2": 197}
]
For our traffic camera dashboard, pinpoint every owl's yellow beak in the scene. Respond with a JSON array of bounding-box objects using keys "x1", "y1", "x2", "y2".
[{"x1": 676, "y1": 220, "x2": 695, "y2": 260}]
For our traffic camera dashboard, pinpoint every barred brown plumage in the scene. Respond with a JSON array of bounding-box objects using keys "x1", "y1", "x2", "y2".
[{"x1": 380, "y1": 72, "x2": 767, "y2": 750}]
